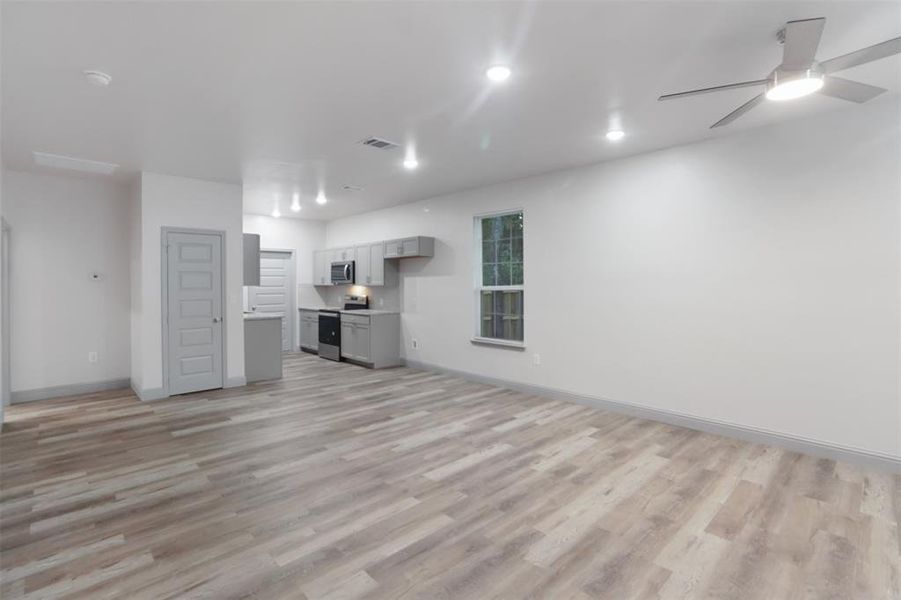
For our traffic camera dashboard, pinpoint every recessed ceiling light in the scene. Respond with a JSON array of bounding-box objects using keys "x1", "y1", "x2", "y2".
[
  {"x1": 290, "y1": 192, "x2": 301, "y2": 212},
  {"x1": 316, "y1": 192, "x2": 328, "y2": 205},
  {"x1": 403, "y1": 157, "x2": 419, "y2": 170},
  {"x1": 485, "y1": 65, "x2": 512, "y2": 82},
  {"x1": 605, "y1": 130, "x2": 625, "y2": 142},
  {"x1": 765, "y1": 70, "x2": 824, "y2": 101},
  {"x1": 83, "y1": 70, "x2": 112, "y2": 87}
]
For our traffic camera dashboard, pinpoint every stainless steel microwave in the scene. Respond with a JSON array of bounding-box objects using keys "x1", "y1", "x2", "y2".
[{"x1": 330, "y1": 261, "x2": 354, "y2": 285}]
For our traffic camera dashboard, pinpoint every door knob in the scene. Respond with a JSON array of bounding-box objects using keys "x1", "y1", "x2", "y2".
[{"x1": 213, "y1": 317, "x2": 221, "y2": 323}]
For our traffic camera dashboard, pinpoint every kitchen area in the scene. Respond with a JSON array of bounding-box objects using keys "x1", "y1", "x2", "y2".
[{"x1": 242, "y1": 231, "x2": 434, "y2": 380}]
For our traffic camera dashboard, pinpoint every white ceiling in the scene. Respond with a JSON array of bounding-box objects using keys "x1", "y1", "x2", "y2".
[{"x1": 3, "y1": 1, "x2": 899, "y2": 220}]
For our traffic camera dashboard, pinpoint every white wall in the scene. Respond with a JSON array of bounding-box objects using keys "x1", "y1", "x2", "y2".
[
  {"x1": 327, "y1": 99, "x2": 901, "y2": 458},
  {"x1": 128, "y1": 175, "x2": 143, "y2": 392},
  {"x1": 133, "y1": 172, "x2": 245, "y2": 394},
  {"x1": 242, "y1": 214, "x2": 326, "y2": 286},
  {"x1": 2, "y1": 170, "x2": 131, "y2": 393}
]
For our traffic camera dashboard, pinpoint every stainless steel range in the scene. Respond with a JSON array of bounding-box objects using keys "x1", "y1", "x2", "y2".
[{"x1": 318, "y1": 295, "x2": 369, "y2": 362}]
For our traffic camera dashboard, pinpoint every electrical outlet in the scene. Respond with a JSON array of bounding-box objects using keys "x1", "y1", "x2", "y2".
[
  {"x1": 88, "y1": 351, "x2": 98, "y2": 363},
  {"x1": 532, "y1": 353, "x2": 541, "y2": 366},
  {"x1": 412, "y1": 339, "x2": 419, "y2": 350},
  {"x1": 378, "y1": 297, "x2": 384, "y2": 307}
]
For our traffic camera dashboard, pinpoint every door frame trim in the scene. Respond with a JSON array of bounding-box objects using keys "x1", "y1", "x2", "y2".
[
  {"x1": 1, "y1": 218, "x2": 10, "y2": 418},
  {"x1": 257, "y1": 247, "x2": 297, "y2": 351},
  {"x1": 160, "y1": 227, "x2": 227, "y2": 398}
]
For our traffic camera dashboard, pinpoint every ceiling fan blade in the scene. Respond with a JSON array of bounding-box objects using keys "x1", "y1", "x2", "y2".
[
  {"x1": 820, "y1": 36, "x2": 901, "y2": 73},
  {"x1": 658, "y1": 79, "x2": 767, "y2": 101},
  {"x1": 819, "y1": 76, "x2": 886, "y2": 103},
  {"x1": 710, "y1": 93, "x2": 765, "y2": 128},
  {"x1": 781, "y1": 18, "x2": 826, "y2": 70}
]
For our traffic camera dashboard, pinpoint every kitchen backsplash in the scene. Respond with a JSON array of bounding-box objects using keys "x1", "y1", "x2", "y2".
[{"x1": 298, "y1": 283, "x2": 401, "y2": 311}]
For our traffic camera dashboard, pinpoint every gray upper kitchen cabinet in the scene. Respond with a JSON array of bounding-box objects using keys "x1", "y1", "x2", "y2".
[
  {"x1": 369, "y1": 242, "x2": 385, "y2": 284},
  {"x1": 354, "y1": 244, "x2": 371, "y2": 285},
  {"x1": 332, "y1": 247, "x2": 354, "y2": 262},
  {"x1": 353, "y1": 242, "x2": 391, "y2": 286},
  {"x1": 243, "y1": 233, "x2": 261, "y2": 286},
  {"x1": 384, "y1": 236, "x2": 434, "y2": 258},
  {"x1": 313, "y1": 250, "x2": 330, "y2": 286},
  {"x1": 312, "y1": 237, "x2": 429, "y2": 287}
]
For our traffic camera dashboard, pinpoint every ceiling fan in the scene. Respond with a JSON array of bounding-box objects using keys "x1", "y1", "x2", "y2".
[{"x1": 658, "y1": 18, "x2": 901, "y2": 128}]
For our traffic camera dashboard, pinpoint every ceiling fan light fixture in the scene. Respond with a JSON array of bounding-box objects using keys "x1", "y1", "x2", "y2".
[{"x1": 765, "y1": 68, "x2": 824, "y2": 101}]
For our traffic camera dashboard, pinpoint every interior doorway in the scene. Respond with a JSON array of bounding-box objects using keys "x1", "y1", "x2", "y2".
[{"x1": 247, "y1": 249, "x2": 296, "y2": 352}]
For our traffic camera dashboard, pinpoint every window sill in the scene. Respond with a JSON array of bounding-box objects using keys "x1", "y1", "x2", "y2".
[{"x1": 470, "y1": 336, "x2": 526, "y2": 350}]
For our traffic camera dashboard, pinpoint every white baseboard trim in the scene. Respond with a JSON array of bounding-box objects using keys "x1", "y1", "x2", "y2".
[
  {"x1": 132, "y1": 384, "x2": 167, "y2": 402},
  {"x1": 132, "y1": 377, "x2": 246, "y2": 401},
  {"x1": 11, "y1": 378, "x2": 131, "y2": 404},
  {"x1": 404, "y1": 359, "x2": 900, "y2": 474},
  {"x1": 225, "y1": 376, "x2": 246, "y2": 388}
]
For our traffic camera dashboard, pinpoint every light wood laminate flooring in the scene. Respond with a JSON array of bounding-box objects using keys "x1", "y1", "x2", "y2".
[{"x1": 1, "y1": 352, "x2": 899, "y2": 599}]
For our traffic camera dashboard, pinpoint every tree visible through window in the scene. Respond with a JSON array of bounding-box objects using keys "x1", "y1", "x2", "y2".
[{"x1": 476, "y1": 211, "x2": 523, "y2": 342}]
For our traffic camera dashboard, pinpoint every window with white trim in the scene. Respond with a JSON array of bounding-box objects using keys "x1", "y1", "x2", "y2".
[{"x1": 475, "y1": 211, "x2": 524, "y2": 343}]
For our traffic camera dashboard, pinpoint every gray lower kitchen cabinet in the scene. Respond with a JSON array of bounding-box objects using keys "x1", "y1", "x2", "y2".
[
  {"x1": 299, "y1": 309, "x2": 319, "y2": 351},
  {"x1": 244, "y1": 316, "x2": 283, "y2": 382},
  {"x1": 340, "y1": 321, "x2": 355, "y2": 359},
  {"x1": 354, "y1": 323, "x2": 371, "y2": 362},
  {"x1": 340, "y1": 313, "x2": 400, "y2": 368}
]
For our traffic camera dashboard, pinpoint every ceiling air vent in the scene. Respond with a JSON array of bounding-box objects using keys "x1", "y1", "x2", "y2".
[{"x1": 360, "y1": 137, "x2": 399, "y2": 150}]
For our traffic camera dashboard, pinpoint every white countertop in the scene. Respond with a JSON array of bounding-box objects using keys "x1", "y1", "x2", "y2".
[
  {"x1": 243, "y1": 313, "x2": 283, "y2": 321},
  {"x1": 298, "y1": 306, "x2": 400, "y2": 316}
]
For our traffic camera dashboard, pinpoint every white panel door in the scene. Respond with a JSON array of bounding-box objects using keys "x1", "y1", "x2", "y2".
[
  {"x1": 166, "y1": 231, "x2": 224, "y2": 396},
  {"x1": 248, "y1": 250, "x2": 294, "y2": 351}
]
